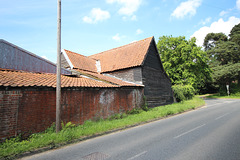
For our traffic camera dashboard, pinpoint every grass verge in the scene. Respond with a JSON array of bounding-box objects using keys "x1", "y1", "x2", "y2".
[
  {"x1": 205, "y1": 92, "x2": 240, "y2": 99},
  {"x1": 0, "y1": 97, "x2": 205, "y2": 159}
]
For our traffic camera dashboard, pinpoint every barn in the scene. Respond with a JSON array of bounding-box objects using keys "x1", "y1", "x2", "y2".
[
  {"x1": 0, "y1": 39, "x2": 143, "y2": 140},
  {"x1": 0, "y1": 37, "x2": 173, "y2": 140},
  {"x1": 62, "y1": 36, "x2": 174, "y2": 107}
]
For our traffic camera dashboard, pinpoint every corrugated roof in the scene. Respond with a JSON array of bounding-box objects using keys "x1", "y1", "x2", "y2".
[
  {"x1": 75, "y1": 69, "x2": 143, "y2": 87},
  {"x1": 64, "y1": 49, "x2": 98, "y2": 73},
  {"x1": 89, "y1": 37, "x2": 153, "y2": 73},
  {"x1": 0, "y1": 68, "x2": 117, "y2": 88},
  {"x1": 0, "y1": 39, "x2": 71, "y2": 75}
]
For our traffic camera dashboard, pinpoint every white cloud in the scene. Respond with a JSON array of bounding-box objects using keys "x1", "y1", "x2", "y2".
[
  {"x1": 191, "y1": 16, "x2": 240, "y2": 46},
  {"x1": 171, "y1": 0, "x2": 202, "y2": 19},
  {"x1": 219, "y1": 10, "x2": 228, "y2": 16},
  {"x1": 83, "y1": 8, "x2": 110, "y2": 24},
  {"x1": 136, "y1": 29, "x2": 143, "y2": 35},
  {"x1": 112, "y1": 33, "x2": 121, "y2": 41},
  {"x1": 112, "y1": 33, "x2": 125, "y2": 41},
  {"x1": 41, "y1": 56, "x2": 48, "y2": 60},
  {"x1": 237, "y1": 0, "x2": 240, "y2": 10},
  {"x1": 83, "y1": 16, "x2": 93, "y2": 23},
  {"x1": 199, "y1": 17, "x2": 211, "y2": 25},
  {"x1": 106, "y1": 0, "x2": 142, "y2": 19}
]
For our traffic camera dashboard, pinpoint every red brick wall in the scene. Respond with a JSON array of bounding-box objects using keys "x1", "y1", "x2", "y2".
[
  {"x1": 0, "y1": 91, "x2": 22, "y2": 139},
  {"x1": 0, "y1": 87, "x2": 143, "y2": 140}
]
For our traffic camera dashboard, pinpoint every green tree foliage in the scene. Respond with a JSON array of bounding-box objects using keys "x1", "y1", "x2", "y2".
[
  {"x1": 157, "y1": 36, "x2": 211, "y2": 91},
  {"x1": 229, "y1": 23, "x2": 240, "y2": 46},
  {"x1": 212, "y1": 63, "x2": 240, "y2": 84},
  {"x1": 203, "y1": 32, "x2": 228, "y2": 51},
  {"x1": 203, "y1": 23, "x2": 240, "y2": 86}
]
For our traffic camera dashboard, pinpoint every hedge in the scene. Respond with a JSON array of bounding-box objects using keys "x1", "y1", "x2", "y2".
[{"x1": 172, "y1": 85, "x2": 195, "y2": 102}]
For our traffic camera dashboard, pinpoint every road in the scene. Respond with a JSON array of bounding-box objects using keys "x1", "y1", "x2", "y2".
[{"x1": 22, "y1": 99, "x2": 240, "y2": 160}]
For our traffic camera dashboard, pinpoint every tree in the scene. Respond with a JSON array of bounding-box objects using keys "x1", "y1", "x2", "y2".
[
  {"x1": 157, "y1": 36, "x2": 211, "y2": 91},
  {"x1": 203, "y1": 32, "x2": 228, "y2": 51},
  {"x1": 229, "y1": 23, "x2": 240, "y2": 86},
  {"x1": 212, "y1": 63, "x2": 240, "y2": 84},
  {"x1": 229, "y1": 23, "x2": 240, "y2": 46},
  {"x1": 203, "y1": 23, "x2": 240, "y2": 88},
  {"x1": 214, "y1": 41, "x2": 240, "y2": 65}
]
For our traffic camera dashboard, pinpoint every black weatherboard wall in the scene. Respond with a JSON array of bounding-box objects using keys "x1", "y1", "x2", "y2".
[
  {"x1": 142, "y1": 40, "x2": 173, "y2": 107},
  {"x1": 104, "y1": 39, "x2": 174, "y2": 107},
  {"x1": 107, "y1": 67, "x2": 142, "y2": 85}
]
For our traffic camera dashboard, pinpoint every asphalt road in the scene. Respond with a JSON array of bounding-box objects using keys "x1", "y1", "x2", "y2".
[{"x1": 22, "y1": 98, "x2": 240, "y2": 160}]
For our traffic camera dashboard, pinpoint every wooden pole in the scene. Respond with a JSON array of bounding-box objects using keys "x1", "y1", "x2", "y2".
[{"x1": 56, "y1": 0, "x2": 61, "y2": 133}]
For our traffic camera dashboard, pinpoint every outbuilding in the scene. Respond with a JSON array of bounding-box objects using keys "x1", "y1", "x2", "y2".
[{"x1": 62, "y1": 37, "x2": 174, "y2": 107}]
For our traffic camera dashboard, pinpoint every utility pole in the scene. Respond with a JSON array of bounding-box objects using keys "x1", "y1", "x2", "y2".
[{"x1": 56, "y1": 0, "x2": 61, "y2": 133}]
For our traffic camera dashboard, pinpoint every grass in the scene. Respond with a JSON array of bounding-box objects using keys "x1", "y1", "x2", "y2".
[
  {"x1": 0, "y1": 97, "x2": 205, "y2": 159},
  {"x1": 205, "y1": 92, "x2": 240, "y2": 99}
]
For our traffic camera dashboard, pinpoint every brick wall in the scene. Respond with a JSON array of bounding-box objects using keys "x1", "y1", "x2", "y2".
[
  {"x1": 0, "y1": 91, "x2": 22, "y2": 139},
  {"x1": 0, "y1": 87, "x2": 143, "y2": 140}
]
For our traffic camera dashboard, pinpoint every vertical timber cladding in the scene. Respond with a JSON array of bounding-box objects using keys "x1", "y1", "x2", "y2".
[
  {"x1": 107, "y1": 67, "x2": 143, "y2": 84},
  {"x1": 142, "y1": 41, "x2": 174, "y2": 107}
]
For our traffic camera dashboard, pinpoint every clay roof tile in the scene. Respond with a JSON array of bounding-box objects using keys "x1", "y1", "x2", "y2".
[
  {"x1": 89, "y1": 37, "x2": 153, "y2": 73},
  {"x1": 64, "y1": 49, "x2": 98, "y2": 73},
  {"x1": 0, "y1": 68, "x2": 117, "y2": 88}
]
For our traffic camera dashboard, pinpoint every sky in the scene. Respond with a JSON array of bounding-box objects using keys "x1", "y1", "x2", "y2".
[{"x1": 0, "y1": 0, "x2": 240, "y2": 63}]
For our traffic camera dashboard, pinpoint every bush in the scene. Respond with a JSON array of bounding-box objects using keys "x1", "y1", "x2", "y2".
[{"x1": 172, "y1": 85, "x2": 195, "y2": 102}]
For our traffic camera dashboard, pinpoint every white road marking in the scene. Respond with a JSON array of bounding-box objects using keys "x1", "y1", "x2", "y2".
[
  {"x1": 207, "y1": 103, "x2": 222, "y2": 107},
  {"x1": 174, "y1": 124, "x2": 206, "y2": 139},
  {"x1": 215, "y1": 113, "x2": 230, "y2": 120},
  {"x1": 207, "y1": 100, "x2": 237, "y2": 107},
  {"x1": 127, "y1": 151, "x2": 147, "y2": 160}
]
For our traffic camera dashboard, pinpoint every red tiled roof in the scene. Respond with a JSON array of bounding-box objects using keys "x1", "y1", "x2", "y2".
[
  {"x1": 0, "y1": 68, "x2": 117, "y2": 88},
  {"x1": 89, "y1": 37, "x2": 153, "y2": 73},
  {"x1": 75, "y1": 69, "x2": 143, "y2": 87},
  {"x1": 64, "y1": 49, "x2": 97, "y2": 73}
]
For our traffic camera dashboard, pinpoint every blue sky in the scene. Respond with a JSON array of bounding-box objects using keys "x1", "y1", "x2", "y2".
[{"x1": 1, "y1": 0, "x2": 240, "y2": 63}]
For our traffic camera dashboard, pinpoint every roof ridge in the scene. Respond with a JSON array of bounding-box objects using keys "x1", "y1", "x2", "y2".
[
  {"x1": 89, "y1": 36, "x2": 153, "y2": 58},
  {"x1": 0, "y1": 39, "x2": 58, "y2": 66},
  {"x1": 0, "y1": 68, "x2": 31, "y2": 73},
  {"x1": 64, "y1": 49, "x2": 93, "y2": 59},
  {"x1": 0, "y1": 68, "x2": 57, "y2": 75}
]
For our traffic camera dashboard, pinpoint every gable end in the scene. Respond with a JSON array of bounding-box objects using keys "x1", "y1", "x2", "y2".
[
  {"x1": 62, "y1": 49, "x2": 74, "y2": 69},
  {"x1": 142, "y1": 38, "x2": 164, "y2": 71}
]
